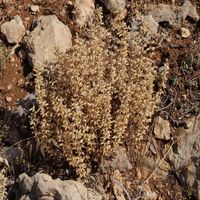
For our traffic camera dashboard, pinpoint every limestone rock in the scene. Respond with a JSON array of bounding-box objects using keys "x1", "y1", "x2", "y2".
[
  {"x1": 12, "y1": 173, "x2": 102, "y2": 200},
  {"x1": 1, "y1": 15, "x2": 26, "y2": 44},
  {"x1": 150, "y1": 4, "x2": 176, "y2": 25},
  {"x1": 23, "y1": 15, "x2": 72, "y2": 67},
  {"x1": 154, "y1": 116, "x2": 171, "y2": 140},
  {"x1": 74, "y1": 0, "x2": 95, "y2": 27}
]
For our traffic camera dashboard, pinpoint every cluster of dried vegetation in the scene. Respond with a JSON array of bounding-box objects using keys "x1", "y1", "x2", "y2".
[
  {"x1": 30, "y1": 9, "x2": 166, "y2": 177},
  {"x1": 0, "y1": 170, "x2": 6, "y2": 200}
]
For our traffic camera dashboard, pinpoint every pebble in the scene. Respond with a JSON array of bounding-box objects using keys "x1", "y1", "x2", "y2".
[
  {"x1": 9, "y1": 56, "x2": 15, "y2": 63},
  {"x1": 5, "y1": 96, "x2": 12, "y2": 102},
  {"x1": 7, "y1": 84, "x2": 12, "y2": 90},
  {"x1": 30, "y1": 5, "x2": 39, "y2": 13},
  {"x1": 181, "y1": 27, "x2": 191, "y2": 38}
]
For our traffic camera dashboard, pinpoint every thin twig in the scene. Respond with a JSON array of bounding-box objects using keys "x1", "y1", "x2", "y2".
[
  {"x1": 140, "y1": 141, "x2": 175, "y2": 186},
  {"x1": 0, "y1": 136, "x2": 34, "y2": 156},
  {"x1": 111, "y1": 177, "x2": 131, "y2": 200}
]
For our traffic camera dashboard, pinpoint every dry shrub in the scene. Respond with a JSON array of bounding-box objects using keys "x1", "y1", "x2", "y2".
[
  {"x1": 30, "y1": 10, "x2": 158, "y2": 177},
  {"x1": 0, "y1": 172, "x2": 6, "y2": 200}
]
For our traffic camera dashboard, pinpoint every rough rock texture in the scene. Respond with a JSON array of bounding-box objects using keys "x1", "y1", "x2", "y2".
[
  {"x1": 99, "y1": 0, "x2": 126, "y2": 17},
  {"x1": 74, "y1": 0, "x2": 95, "y2": 27},
  {"x1": 11, "y1": 173, "x2": 102, "y2": 200},
  {"x1": 1, "y1": 15, "x2": 25, "y2": 44},
  {"x1": 177, "y1": 0, "x2": 199, "y2": 22},
  {"x1": 139, "y1": 156, "x2": 170, "y2": 178},
  {"x1": 23, "y1": 15, "x2": 72, "y2": 67},
  {"x1": 154, "y1": 116, "x2": 171, "y2": 140},
  {"x1": 168, "y1": 115, "x2": 200, "y2": 198},
  {"x1": 150, "y1": 4, "x2": 176, "y2": 25},
  {"x1": 100, "y1": 147, "x2": 132, "y2": 173},
  {"x1": 143, "y1": 15, "x2": 159, "y2": 34}
]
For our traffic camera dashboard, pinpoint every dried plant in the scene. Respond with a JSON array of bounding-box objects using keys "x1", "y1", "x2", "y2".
[
  {"x1": 30, "y1": 9, "x2": 161, "y2": 177},
  {"x1": 0, "y1": 172, "x2": 6, "y2": 200}
]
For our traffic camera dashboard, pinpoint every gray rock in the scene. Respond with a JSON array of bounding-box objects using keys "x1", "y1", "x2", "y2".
[
  {"x1": 169, "y1": 115, "x2": 200, "y2": 170},
  {"x1": 101, "y1": 147, "x2": 132, "y2": 172},
  {"x1": 100, "y1": 0, "x2": 126, "y2": 11},
  {"x1": 1, "y1": 15, "x2": 26, "y2": 44},
  {"x1": 150, "y1": 4, "x2": 176, "y2": 25},
  {"x1": 74, "y1": 0, "x2": 95, "y2": 27},
  {"x1": 168, "y1": 115, "x2": 200, "y2": 198},
  {"x1": 177, "y1": 0, "x2": 199, "y2": 22},
  {"x1": 154, "y1": 116, "x2": 171, "y2": 140},
  {"x1": 100, "y1": 0, "x2": 126, "y2": 17},
  {"x1": 14, "y1": 173, "x2": 102, "y2": 200},
  {"x1": 23, "y1": 15, "x2": 72, "y2": 67},
  {"x1": 18, "y1": 173, "x2": 33, "y2": 194},
  {"x1": 143, "y1": 14, "x2": 159, "y2": 34}
]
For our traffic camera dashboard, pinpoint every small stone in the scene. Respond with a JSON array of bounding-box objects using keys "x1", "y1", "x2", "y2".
[
  {"x1": 74, "y1": 0, "x2": 95, "y2": 27},
  {"x1": 154, "y1": 116, "x2": 171, "y2": 140},
  {"x1": 30, "y1": 5, "x2": 40, "y2": 13},
  {"x1": 150, "y1": 4, "x2": 176, "y2": 25},
  {"x1": 143, "y1": 14, "x2": 159, "y2": 34},
  {"x1": 24, "y1": 17, "x2": 30, "y2": 21},
  {"x1": 1, "y1": 15, "x2": 26, "y2": 44},
  {"x1": 5, "y1": 96, "x2": 12, "y2": 102},
  {"x1": 99, "y1": 0, "x2": 126, "y2": 18},
  {"x1": 7, "y1": 84, "x2": 12, "y2": 90},
  {"x1": 176, "y1": 34, "x2": 181, "y2": 39},
  {"x1": 9, "y1": 56, "x2": 15, "y2": 63},
  {"x1": 181, "y1": 27, "x2": 191, "y2": 38}
]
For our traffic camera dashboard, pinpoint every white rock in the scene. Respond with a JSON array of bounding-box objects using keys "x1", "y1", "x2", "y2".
[
  {"x1": 154, "y1": 116, "x2": 171, "y2": 140},
  {"x1": 30, "y1": 5, "x2": 39, "y2": 13},
  {"x1": 23, "y1": 15, "x2": 72, "y2": 67},
  {"x1": 1, "y1": 15, "x2": 26, "y2": 44},
  {"x1": 181, "y1": 27, "x2": 191, "y2": 38},
  {"x1": 74, "y1": 0, "x2": 95, "y2": 27}
]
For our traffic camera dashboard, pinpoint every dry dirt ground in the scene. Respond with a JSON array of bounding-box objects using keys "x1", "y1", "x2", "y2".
[{"x1": 0, "y1": 0, "x2": 200, "y2": 200}]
